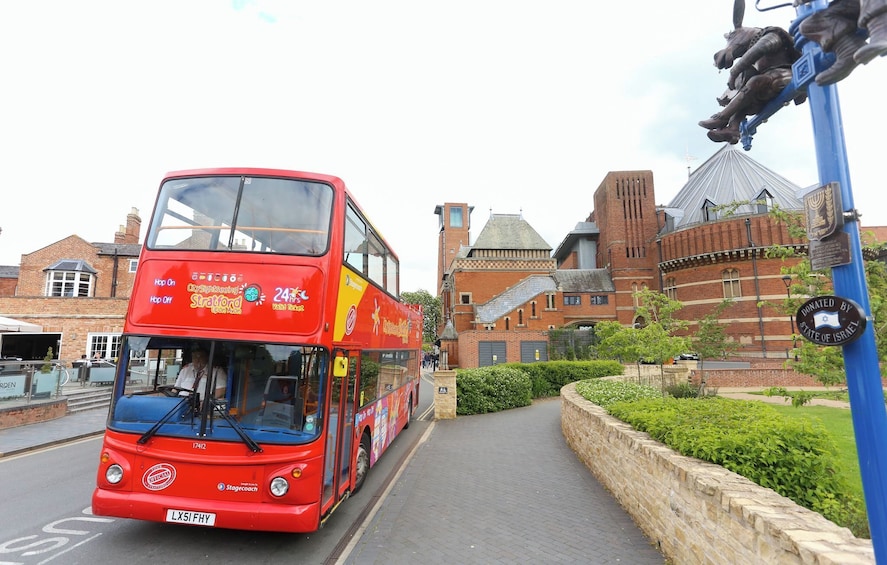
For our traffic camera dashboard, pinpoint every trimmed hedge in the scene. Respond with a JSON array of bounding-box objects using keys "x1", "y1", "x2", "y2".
[
  {"x1": 575, "y1": 379, "x2": 866, "y2": 537},
  {"x1": 455, "y1": 366, "x2": 532, "y2": 415},
  {"x1": 503, "y1": 360, "x2": 624, "y2": 398}
]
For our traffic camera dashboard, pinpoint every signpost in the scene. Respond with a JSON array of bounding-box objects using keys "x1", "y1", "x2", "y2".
[{"x1": 736, "y1": 0, "x2": 887, "y2": 559}]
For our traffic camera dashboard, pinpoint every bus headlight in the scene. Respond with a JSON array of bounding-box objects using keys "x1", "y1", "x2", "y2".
[
  {"x1": 106, "y1": 464, "x2": 124, "y2": 484},
  {"x1": 270, "y1": 477, "x2": 289, "y2": 497}
]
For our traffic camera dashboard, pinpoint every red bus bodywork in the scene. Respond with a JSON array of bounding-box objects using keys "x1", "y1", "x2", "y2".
[{"x1": 92, "y1": 168, "x2": 422, "y2": 532}]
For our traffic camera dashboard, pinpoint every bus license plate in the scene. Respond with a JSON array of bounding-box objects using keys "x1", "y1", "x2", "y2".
[{"x1": 166, "y1": 509, "x2": 216, "y2": 526}]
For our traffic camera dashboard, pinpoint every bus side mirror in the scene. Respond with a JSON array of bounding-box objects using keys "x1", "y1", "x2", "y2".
[{"x1": 333, "y1": 355, "x2": 348, "y2": 378}]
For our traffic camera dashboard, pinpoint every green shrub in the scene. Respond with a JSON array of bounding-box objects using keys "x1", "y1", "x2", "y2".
[
  {"x1": 505, "y1": 360, "x2": 624, "y2": 398},
  {"x1": 604, "y1": 396, "x2": 865, "y2": 536},
  {"x1": 665, "y1": 382, "x2": 699, "y2": 398},
  {"x1": 455, "y1": 366, "x2": 533, "y2": 415},
  {"x1": 574, "y1": 379, "x2": 661, "y2": 408}
]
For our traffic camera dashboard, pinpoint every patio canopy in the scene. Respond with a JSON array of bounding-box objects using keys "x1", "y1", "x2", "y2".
[{"x1": 0, "y1": 316, "x2": 42, "y2": 333}]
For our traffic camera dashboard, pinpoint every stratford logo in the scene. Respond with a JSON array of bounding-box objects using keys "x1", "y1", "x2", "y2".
[{"x1": 142, "y1": 463, "x2": 177, "y2": 491}]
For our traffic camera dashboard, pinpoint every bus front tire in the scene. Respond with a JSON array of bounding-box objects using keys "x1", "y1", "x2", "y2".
[{"x1": 354, "y1": 434, "x2": 371, "y2": 494}]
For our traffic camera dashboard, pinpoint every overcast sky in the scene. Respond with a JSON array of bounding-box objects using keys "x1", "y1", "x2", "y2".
[{"x1": 2, "y1": 1, "x2": 885, "y2": 293}]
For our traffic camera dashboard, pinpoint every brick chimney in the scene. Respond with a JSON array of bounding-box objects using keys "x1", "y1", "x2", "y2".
[{"x1": 125, "y1": 207, "x2": 141, "y2": 244}]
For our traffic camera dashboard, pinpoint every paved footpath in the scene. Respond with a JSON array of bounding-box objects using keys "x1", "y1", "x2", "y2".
[{"x1": 341, "y1": 398, "x2": 665, "y2": 564}]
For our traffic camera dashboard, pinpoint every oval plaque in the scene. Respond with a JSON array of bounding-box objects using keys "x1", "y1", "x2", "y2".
[{"x1": 796, "y1": 295, "x2": 867, "y2": 346}]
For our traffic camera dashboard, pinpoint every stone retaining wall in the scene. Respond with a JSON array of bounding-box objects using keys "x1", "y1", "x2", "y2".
[{"x1": 560, "y1": 383, "x2": 874, "y2": 564}]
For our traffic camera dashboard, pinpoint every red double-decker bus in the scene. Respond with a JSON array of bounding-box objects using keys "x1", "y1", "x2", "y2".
[{"x1": 92, "y1": 168, "x2": 423, "y2": 532}]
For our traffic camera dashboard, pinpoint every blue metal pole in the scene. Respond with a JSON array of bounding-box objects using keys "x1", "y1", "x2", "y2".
[{"x1": 795, "y1": 1, "x2": 887, "y2": 558}]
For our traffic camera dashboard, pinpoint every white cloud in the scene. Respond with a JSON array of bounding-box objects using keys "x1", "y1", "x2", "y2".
[{"x1": 1, "y1": 1, "x2": 885, "y2": 293}]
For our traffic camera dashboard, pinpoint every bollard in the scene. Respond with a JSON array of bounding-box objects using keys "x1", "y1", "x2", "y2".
[{"x1": 433, "y1": 370, "x2": 456, "y2": 420}]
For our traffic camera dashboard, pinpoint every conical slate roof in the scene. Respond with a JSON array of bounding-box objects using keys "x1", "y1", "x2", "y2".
[
  {"x1": 667, "y1": 145, "x2": 803, "y2": 229},
  {"x1": 472, "y1": 213, "x2": 551, "y2": 250}
]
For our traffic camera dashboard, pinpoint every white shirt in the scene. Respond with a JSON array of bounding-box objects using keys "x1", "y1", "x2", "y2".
[{"x1": 175, "y1": 363, "x2": 226, "y2": 397}]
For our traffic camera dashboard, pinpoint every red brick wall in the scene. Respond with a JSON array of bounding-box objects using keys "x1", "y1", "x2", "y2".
[
  {"x1": 0, "y1": 278, "x2": 16, "y2": 296},
  {"x1": 690, "y1": 368, "x2": 887, "y2": 388},
  {"x1": 0, "y1": 400, "x2": 67, "y2": 429},
  {"x1": 0, "y1": 296, "x2": 128, "y2": 361},
  {"x1": 454, "y1": 329, "x2": 549, "y2": 368}
]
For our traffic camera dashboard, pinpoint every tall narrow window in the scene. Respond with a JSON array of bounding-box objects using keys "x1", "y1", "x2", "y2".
[
  {"x1": 664, "y1": 277, "x2": 677, "y2": 300},
  {"x1": 450, "y1": 206, "x2": 463, "y2": 228},
  {"x1": 546, "y1": 294, "x2": 555, "y2": 309},
  {"x1": 531, "y1": 301, "x2": 537, "y2": 317},
  {"x1": 518, "y1": 309, "x2": 524, "y2": 325},
  {"x1": 722, "y1": 269, "x2": 741, "y2": 298}
]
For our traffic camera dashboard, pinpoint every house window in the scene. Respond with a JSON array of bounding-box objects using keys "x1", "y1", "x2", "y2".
[
  {"x1": 564, "y1": 295, "x2": 581, "y2": 306},
  {"x1": 590, "y1": 295, "x2": 608, "y2": 305},
  {"x1": 505, "y1": 317, "x2": 510, "y2": 330},
  {"x1": 531, "y1": 301, "x2": 537, "y2": 317},
  {"x1": 44, "y1": 260, "x2": 97, "y2": 297},
  {"x1": 88, "y1": 333, "x2": 122, "y2": 360},
  {"x1": 546, "y1": 294, "x2": 555, "y2": 309},
  {"x1": 128, "y1": 259, "x2": 139, "y2": 273},
  {"x1": 460, "y1": 292, "x2": 471, "y2": 305},
  {"x1": 518, "y1": 309, "x2": 524, "y2": 325},
  {"x1": 664, "y1": 277, "x2": 677, "y2": 300},
  {"x1": 722, "y1": 269, "x2": 741, "y2": 298}
]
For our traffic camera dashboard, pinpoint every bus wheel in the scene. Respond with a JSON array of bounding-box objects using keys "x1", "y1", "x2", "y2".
[
  {"x1": 403, "y1": 394, "x2": 413, "y2": 429},
  {"x1": 354, "y1": 434, "x2": 371, "y2": 493}
]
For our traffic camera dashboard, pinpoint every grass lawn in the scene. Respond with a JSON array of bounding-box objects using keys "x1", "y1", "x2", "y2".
[{"x1": 768, "y1": 404, "x2": 862, "y2": 500}]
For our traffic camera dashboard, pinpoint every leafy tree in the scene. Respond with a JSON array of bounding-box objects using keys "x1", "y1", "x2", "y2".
[
  {"x1": 692, "y1": 299, "x2": 738, "y2": 392},
  {"x1": 401, "y1": 289, "x2": 442, "y2": 344},
  {"x1": 765, "y1": 209, "x2": 887, "y2": 384}
]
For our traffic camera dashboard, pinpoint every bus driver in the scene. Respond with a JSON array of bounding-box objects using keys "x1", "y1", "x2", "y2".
[{"x1": 174, "y1": 349, "x2": 226, "y2": 398}]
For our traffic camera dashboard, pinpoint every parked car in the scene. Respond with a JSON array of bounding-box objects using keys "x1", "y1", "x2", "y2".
[{"x1": 677, "y1": 352, "x2": 699, "y2": 360}]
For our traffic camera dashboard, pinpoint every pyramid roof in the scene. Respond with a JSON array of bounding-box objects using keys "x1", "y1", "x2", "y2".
[{"x1": 667, "y1": 145, "x2": 804, "y2": 229}]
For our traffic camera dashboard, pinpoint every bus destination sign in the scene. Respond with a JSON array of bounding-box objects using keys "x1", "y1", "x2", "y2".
[{"x1": 796, "y1": 295, "x2": 866, "y2": 347}]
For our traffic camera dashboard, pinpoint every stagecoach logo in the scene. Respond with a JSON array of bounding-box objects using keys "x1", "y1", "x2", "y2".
[
  {"x1": 142, "y1": 463, "x2": 177, "y2": 491},
  {"x1": 345, "y1": 305, "x2": 357, "y2": 336}
]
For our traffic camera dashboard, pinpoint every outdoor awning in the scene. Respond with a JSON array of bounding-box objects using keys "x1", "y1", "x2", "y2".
[{"x1": 0, "y1": 316, "x2": 42, "y2": 333}]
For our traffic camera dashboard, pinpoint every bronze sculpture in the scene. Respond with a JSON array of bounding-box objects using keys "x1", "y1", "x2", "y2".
[
  {"x1": 796, "y1": 0, "x2": 887, "y2": 85},
  {"x1": 699, "y1": 0, "x2": 806, "y2": 144}
]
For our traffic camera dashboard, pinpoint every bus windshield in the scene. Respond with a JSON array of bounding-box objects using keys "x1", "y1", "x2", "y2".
[
  {"x1": 147, "y1": 175, "x2": 334, "y2": 255},
  {"x1": 109, "y1": 336, "x2": 326, "y2": 445}
]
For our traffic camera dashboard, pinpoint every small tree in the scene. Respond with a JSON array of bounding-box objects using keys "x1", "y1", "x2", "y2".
[
  {"x1": 401, "y1": 289, "x2": 442, "y2": 344},
  {"x1": 692, "y1": 300, "x2": 738, "y2": 392},
  {"x1": 40, "y1": 347, "x2": 54, "y2": 374}
]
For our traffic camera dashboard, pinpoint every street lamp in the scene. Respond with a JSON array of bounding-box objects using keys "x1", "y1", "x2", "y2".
[{"x1": 782, "y1": 275, "x2": 797, "y2": 360}]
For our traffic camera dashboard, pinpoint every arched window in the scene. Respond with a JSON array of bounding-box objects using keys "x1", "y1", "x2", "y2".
[
  {"x1": 518, "y1": 309, "x2": 524, "y2": 326},
  {"x1": 531, "y1": 301, "x2": 537, "y2": 317},
  {"x1": 504, "y1": 317, "x2": 510, "y2": 331},
  {"x1": 722, "y1": 269, "x2": 741, "y2": 298}
]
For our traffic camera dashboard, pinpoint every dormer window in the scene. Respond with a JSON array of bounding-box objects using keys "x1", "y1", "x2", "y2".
[
  {"x1": 44, "y1": 260, "x2": 96, "y2": 297},
  {"x1": 702, "y1": 199, "x2": 718, "y2": 222},
  {"x1": 755, "y1": 189, "x2": 774, "y2": 214}
]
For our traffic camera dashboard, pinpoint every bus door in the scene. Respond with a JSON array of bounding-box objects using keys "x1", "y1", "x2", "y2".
[{"x1": 322, "y1": 350, "x2": 359, "y2": 512}]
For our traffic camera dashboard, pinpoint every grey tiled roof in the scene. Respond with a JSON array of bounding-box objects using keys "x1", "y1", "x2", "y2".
[
  {"x1": 553, "y1": 269, "x2": 614, "y2": 292},
  {"x1": 667, "y1": 145, "x2": 803, "y2": 228},
  {"x1": 0, "y1": 266, "x2": 19, "y2": 278},
  {"x1": 472, "y1": 214, "x2": 551, "y2": 251},
  {"x1": 476, "y1": 275, "x2": 558, "y2": 323},
  {"x1": 93, "y1": 242, "x2": 142, "y2": 257}
]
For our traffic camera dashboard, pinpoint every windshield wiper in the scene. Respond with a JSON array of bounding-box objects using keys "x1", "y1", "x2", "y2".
[
  {"x1": 211, "y1": 400, "x2": 263, "y2": 453},
  {"x1": 137, "y1": 397, "x2": 190, "y2": 445}
]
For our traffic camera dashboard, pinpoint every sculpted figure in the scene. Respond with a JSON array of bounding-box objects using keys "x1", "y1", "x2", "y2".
[
  {"x1": 797, "y1": 0, "x2": 887, "y2": 85},
  {"x1": 699, "y1": 0, "x2": 806, "y2": 144}
]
